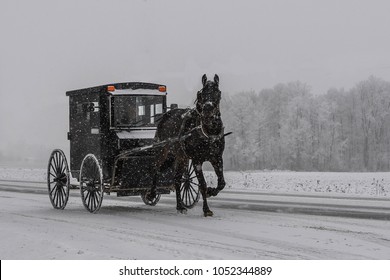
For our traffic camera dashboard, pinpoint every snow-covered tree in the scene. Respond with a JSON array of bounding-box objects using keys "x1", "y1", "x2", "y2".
[{"x1": 221, "y1": 76, "x2": 390, "y2": 171}]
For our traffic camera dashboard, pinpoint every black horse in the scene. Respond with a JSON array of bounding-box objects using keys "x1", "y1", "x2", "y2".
[{"x1": 152, "y1": 74, "x2": 226, "y2": 217}]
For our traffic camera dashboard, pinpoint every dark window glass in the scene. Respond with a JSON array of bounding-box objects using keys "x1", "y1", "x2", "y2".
[{"x1": 111, "y1": 95, "x2": 164, "y2": 127}]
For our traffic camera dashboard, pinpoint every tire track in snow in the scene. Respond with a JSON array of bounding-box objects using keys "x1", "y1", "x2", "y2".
[{"x1": 1, "y1": 180, "x2": 389, "y2": 220}]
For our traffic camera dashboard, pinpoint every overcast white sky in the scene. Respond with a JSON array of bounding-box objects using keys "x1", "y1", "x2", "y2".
[{"x1": 1, "y1": 0, "x2": 390, "y2": 163}]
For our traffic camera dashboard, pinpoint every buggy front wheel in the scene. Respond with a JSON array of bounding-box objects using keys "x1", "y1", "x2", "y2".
[
  {"x1": 180, "y1": 161, "x2": 200, "y2": 208},
  {"x1": 47, "y1": 149, "x2": 70, "y2": 210},
  {"x1": 79, "y1": 154, "x2": 104, "y2": 213}
]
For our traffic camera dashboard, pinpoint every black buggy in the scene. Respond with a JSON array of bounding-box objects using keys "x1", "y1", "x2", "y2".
[{"x1": 47, "y1": 82, "x2": 200, "y2": 213}]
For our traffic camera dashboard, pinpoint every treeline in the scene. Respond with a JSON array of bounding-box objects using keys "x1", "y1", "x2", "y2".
[{"x1": 221, "y1": 76, "x2": 390, "y2": 171}]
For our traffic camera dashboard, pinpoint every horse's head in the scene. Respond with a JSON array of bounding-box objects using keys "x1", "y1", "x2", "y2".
[{"x1": 196, "y1": 74, "x2": 221, "y2": 117}]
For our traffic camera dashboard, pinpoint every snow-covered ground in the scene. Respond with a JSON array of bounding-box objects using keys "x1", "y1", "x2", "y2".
[
  {"x1": 0, "y1": 167, "x2": 389, "y2": 260},
  {"x1": 1, "y1": 167, "x2": 389, "y2": 197},
  {"x1": 210, "y1": 171, "x2": 390, "y2": 197},
  {"x1": 0, "y1": 167, "x2": 47, "y2": 182}
]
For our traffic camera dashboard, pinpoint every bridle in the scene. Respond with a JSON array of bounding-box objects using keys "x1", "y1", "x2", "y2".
[
  {"x1": 177, "y1": 85, "x2": 228, "y2": 158},
  {"x1": 193, "y1": 88, "x2": 223, "y2": 140},
  {"x1": 194, "y1": 87, "x2": 221, "y2": 117}
]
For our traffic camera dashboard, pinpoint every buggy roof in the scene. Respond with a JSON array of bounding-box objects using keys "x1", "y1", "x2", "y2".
[{"x1": 66, "y1": 82, "x2": 166, "y2": 97}]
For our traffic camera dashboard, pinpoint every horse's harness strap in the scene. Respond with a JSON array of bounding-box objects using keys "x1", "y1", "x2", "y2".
[
  {"x1": 178, "y1": 108, "x2": 195, "y2": 159},
  {"x1": 180, "y1": 108, "x2": 223, "y2": 140},
  {"x1": 197, "y1": 124, "x2": 225, "y2": 142},
  {"x1": 176, "y1": 108, "x2": 224, "y2": 159}
]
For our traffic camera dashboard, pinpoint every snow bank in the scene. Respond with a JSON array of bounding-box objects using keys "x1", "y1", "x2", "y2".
[
  {"x1": 0, "y1": 167, "x2": 389, "y2": 197},
  {"x1": 0, "y1": 167, "x2": 47, "y2": 182},
  {"x1": 205, "y1": 171, "x2": 390, "y2": 197}
]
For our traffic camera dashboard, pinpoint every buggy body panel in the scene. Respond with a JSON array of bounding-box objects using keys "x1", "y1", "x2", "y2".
[{"x1": 66, "y1": 82, "x2": 167, "y2": 183}]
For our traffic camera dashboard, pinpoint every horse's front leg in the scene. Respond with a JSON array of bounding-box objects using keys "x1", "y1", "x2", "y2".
[
  {"x1": 193, "y1": 162, "x2": 213, "y2": 217},
  {"x1": 208, "y1": 156, "x2": 226, "y2": 197}
]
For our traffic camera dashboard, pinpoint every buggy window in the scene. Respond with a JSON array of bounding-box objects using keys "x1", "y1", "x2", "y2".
[{"x1": 111, "y1": 95, "x2": 164, "y2": 127}]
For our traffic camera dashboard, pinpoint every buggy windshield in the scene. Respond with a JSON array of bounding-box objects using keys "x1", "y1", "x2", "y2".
[{"x1": 111, "y1": 95, "x2": 164, "y2": 128}]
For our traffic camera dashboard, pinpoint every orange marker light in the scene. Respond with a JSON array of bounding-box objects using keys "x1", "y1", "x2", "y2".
[
  {"x1": 158, "y1": 86, "x2": 166, "y2": 92},
  {"x1": 107, "y1": 85, "x2": 116, "y2": 91}
]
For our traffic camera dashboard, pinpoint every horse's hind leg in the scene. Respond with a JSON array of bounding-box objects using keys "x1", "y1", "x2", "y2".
[
  {"x1": 174, "y1": 158, "x2": 187, "y2": 214},
  {"x1": 150, "y1": 146, "x2": 170, "y2": 199},
  {"x1": 208, "y1": 156, "x2": 226, "y2": 197},
  {"x1": 193, "y1": 162, "x2": 213, "y2": 217}
]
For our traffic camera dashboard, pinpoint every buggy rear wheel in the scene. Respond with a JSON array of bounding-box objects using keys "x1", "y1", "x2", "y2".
[
  {"x1": 180, "y1": 160, "x2": 200, "y2": 209},
  {"x1": 79, "y1": 154, "x2": 104, "y2": 213},
  {"x1": 141, "y1": 190, "x2": 161, "y2": 206},
  {"x1": 47, "y1": 149, "x2": 70, "y2": 210}
]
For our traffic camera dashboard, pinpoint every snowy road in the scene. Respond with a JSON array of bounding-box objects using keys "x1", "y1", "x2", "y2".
[{"x1": 0, "y1": 180, "x2": 389, "y2": 259}]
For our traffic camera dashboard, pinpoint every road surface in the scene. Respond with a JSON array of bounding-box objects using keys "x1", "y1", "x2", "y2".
[{"x1": 0, "y1": 179, "x2": 389, "y2": 259}]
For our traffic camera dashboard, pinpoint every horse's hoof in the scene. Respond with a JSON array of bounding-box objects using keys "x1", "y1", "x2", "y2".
[
  {"x1": 203, "y1": 210, "x2": 213, "y2": 217},
  {"x1": 177, "y1": 208, "x2": 187, "y2": 214},
  {"x1": 207, "y1": 187, "x2": 217, "y2": 197}
]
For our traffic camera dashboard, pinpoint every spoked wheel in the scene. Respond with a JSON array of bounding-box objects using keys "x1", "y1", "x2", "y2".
[
  {"x1": 47, "y1": 149, "x2": 70, "y2": 210},
  {"x1": 79, "y1": 154, "x2": 104, "y2": 213},
  {"x1": 141, "y1": 190, "x2": 161, "y2": 206},
  {"x1": 180, "y1": 160, "x2": 200, "y2": 209}
]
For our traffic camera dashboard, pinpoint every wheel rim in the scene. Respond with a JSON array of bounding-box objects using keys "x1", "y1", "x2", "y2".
[
  {"x1": 141, "y1": 190, "x2": 161, "y2": 206},
  {"x1": 180, "y1": 161, "x2": 200, "y2": 208},
  {"x1": 80, "y1": 154, "x2": 104, "y2": 213},
  {"x1": 47, "y1": 149, "x2": 70, "y2": 210}
]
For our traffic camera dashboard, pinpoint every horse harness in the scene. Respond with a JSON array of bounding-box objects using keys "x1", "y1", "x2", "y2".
[{"x1": 179, "y1": 108, "x2": 225, "y2": 141}]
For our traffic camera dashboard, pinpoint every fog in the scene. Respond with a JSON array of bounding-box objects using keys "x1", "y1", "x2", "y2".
[{"x1": 1, "y1": 0, "x2": 390, "y2": 167}]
